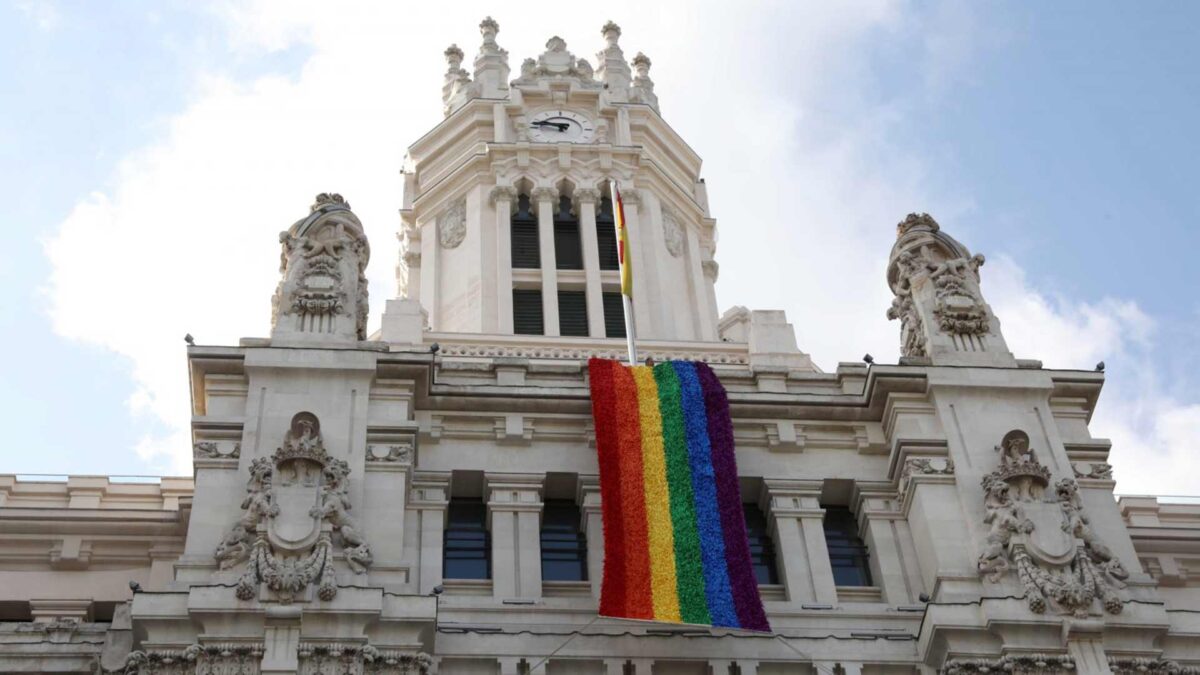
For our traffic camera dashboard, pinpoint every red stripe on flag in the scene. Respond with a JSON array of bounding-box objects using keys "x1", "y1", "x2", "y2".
[{"x1": 589, "y1": 359, "x2": 626, "y2": 618}]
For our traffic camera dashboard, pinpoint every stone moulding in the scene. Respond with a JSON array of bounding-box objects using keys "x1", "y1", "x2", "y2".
[
  {"x1": 976, "y1": 430, "x2": 1129, "y2": 617},
  {"x1": 942, "y1": 653, "x2": 1074, "y2": 674},
  {"x1": 298, "y1": 643, "x2": 433, "y2": 675},
  {"x1": 213, "y1": 412, "x2": 373, "y2": 602},
  {"x1": 1108, "y1": 658, "x2": 1200, "y2": 674},
  {"x1": 115, "y1": 643, "x2": 264, "y2": 674}
]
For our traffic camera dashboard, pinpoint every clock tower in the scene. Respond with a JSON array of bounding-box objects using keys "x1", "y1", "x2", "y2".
[{"x1": 380, "y1": 18, "x2": 799, "y2": 358}]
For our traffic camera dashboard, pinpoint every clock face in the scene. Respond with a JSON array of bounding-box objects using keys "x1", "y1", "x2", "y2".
[{"x1": 528, "y1": 110, "x2": 595, "y2": 144}]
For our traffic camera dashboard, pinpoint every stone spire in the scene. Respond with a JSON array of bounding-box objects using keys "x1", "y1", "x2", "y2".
[
  {"x1": 472, "y1": 16, "x2": 509, "y2": 99},
  {"x1": 595, "y1": 21, "x2": 632, "y2": 100},
  {"x1": 442, "y1": 44, "x2": 472, "y2": 116},
  {"x1": 628, "y1": 52, "x2": 660, "y2": 114},
  {"x1": 886, "y1": 213, "x2": 1014, "y2": 366},
  {"x1": 270, "y1": 193, "x2": 370, "y2": 344}
]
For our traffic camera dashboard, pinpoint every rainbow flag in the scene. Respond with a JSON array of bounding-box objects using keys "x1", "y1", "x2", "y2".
[{"x1": 588, "y1": 358, "x2": 771, "y2": 632}]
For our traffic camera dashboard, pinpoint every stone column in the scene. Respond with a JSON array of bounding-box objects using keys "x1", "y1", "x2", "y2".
[
  {"x1": 261, "y1": 605, "x2": 302, "y2": 674},
  {"x1": 578, "y1": 476, "x2": 604, "y2": 599},
  {"x1": 490, "y1": 186, "x2": 517, "y2": 334},
  {"x1": 498, "y1": 657, "x2": 522, "y2": 675},
  {"x1": 411, "y1": 472, "x2": 450, "y2": 595},
  {"x1": 576, "y1": 188, "x2": 606, "y2": 337},
  {"x1": 532, "y1": 187, "x2": 560, "y2": 336},
  {"x1": 735, "y1": 661, "x2": 759, "y2": 675},
  {"x1": 762, "y1": 480, "x2": 837, "y2": 605},
  {"x1": 486, "y1": 473, "x2": 544, "y2": 600},
  {"x1": 619, "y1": 189, "x2": 654, "y2": 338}
]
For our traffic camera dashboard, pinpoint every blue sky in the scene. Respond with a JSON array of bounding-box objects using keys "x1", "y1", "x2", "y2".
[{"x1": 1, "y1": 1, "x2": 1197, "y2": 494}]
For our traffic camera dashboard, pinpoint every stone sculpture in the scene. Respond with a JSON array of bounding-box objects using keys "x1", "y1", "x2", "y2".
[{"x1": 213, "y1": 412, "x2": 372, "y2": 602}]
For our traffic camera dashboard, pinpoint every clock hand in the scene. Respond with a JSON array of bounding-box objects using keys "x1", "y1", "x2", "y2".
[{"x1": 530, "y1": 120, "x2": 569, "y2": 131}]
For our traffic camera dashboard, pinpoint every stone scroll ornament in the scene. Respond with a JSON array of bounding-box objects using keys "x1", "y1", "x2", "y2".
[
  {"x1": 976, "y1": 430, "x2": 1129, "y2": 616},
  {"x1": 213, "y1": 412, "x2": 372, "y2": 601},
  {"x1": 271, "y1": 193, "x2": 370, "y2": 341}
]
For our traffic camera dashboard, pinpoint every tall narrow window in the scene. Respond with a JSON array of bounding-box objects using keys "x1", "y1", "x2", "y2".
[
  {"x1": 513, "y1": 289, "x2": 544, "y2": 335},
  {"x1": 558, "y1": 290, "x2": 589, "y2": 337},
  {"x1": 444, "y1": 498, "x2": 490, "y2": 580},
  {"x1": 553, "y1": 195, "x2": 583, "y2": 270},
  {"x1": 596, "y1": 196, "x2": 619, "y2": 271},
  {"x1": 743, "y1": 503, "x2": 779, "y2": 585},
  {"x1": 823, "y1": 505, "x2": 873, "y2": 587},
  {"x1": 602, "y1": 292, "x2": 626, "y2": 339},
  {"x1": 541, "y1": 500, "x2": 588, "y2": 582},
  {"x1": 511, "y1": 194, "x2": 540, "y2": 269}
]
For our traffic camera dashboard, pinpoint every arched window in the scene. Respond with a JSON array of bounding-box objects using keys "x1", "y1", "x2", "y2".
[
  {"x1": 510, "y1": 194, "x2": 539, "y2": 269},
  {"x1": 596, "y1": 196, "x2": 620, "y2": 270},
  {"x1": 823, "y1": 505, "x2": 873, "y2": 587},
  {"x1": 743, "y1": 503, "x2": 779, "y2": 585},
  {"x1": 553, "y1": 195, "x2": 583, "y2": 270}
]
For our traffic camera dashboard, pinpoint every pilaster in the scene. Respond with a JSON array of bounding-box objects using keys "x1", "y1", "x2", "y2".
[
  {"x1": 576, "y1": 188, "x2": 606, "y2": 337},
  {"x1": 762, "y1": 480, "x2": 837, "y2": 605},
  {"x1": 578, "y1": 476, "x2": 603, "y2": 599},
  {"x1": 533, "y1": 187, "x2": 560, "y2": 336},
  {"x1": 619, "y1": 189, "x2": 654, "y2": 338},
  {"x1": 411, "y1": 472, "x2": 450, "y2": 595},
  {"x1": 857, "y1": 491, "x2": 919, "y2": 605},
  {"x1": 486, "y1": 473, "x2": 544, "y2": 600},
  {"x1": 490, "y1": 186, "x2": 517, "y2": 334}
]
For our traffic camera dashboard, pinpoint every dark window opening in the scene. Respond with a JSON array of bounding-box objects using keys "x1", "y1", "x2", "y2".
[
  {"x1": 511, "y1": 194, "x2": 540, "y2": 269},
  {"x1": 602, "y1": 292, "x2": 626, "y2": 339},
  {"x1": 554, "y1": 195, "x2": 583, "y2": 270},
  {"x1": 513, "y1": 289, "x2": 544, "y2": 335},
  {"x1": 596, "y1": 196, "x2": 619, "y2": 271},
  {"x1": 558, "y1": 290, "x2": 589, "y2": 337},
  {"x1": 541, "y1": 500, "x2": 588, "y2": 582},
  {"x1": 743, "y1": 503, "x2": 779, "y2": 585},
  {"x1": 444, "y1": 498, "x2": 490, "y2": 580},
  {"x1": 823, "y1": 505, "x2": 873, "y2": 587}
]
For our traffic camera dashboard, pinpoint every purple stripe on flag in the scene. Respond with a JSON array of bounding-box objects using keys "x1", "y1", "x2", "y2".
[{"x1": 696, "y1": 362, "x2": 772, "y2": 632}]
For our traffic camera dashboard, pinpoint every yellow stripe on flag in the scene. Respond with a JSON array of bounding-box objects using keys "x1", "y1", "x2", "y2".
[
  {"x1": 632, "y1": 366, "x2": 681, "y2": 622},
  {"x1": 613, "y1": 183, "x2": 633, "y2": 297}
]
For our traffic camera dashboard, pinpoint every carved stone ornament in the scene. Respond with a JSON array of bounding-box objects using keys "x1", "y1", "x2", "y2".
[
  {"x1": 271, "y1": 193, "x2": 370, "y2": 341},
  {"x1": 1073, "y1": 461, "x2": 1114, "y2": 480},
  {"x1": 193, "y1": 441, "x2": 239, "y2": 459},
  {"x1": 299, "y1": 643, "x2": 433, "y2": 675},
  {"x1": 702, "y1": 259, "x2": 719, "y2": 282},
  {"x1": 368, "y1": 443, "x2": 413, "y2": 463},
  {"x1": 886, "y1": 212, "x2": 995, "y2": 358},
  {"x1": 213, "y1": 412, "x2": 372, "y2": 602},
  {"x1": 437, "y1": 198, "x2": 467, "y2": 249},
  {"x1": 661, "y1": 209, "x2": 684, "y2": 257},
  {"x1": 976, "y1": 430, "x2": 1129, "y2": 617},
  {"x1": 512, "y1": 36, "x2": 600, "y2": 86},
  {"x1": 902, "y1": 457, "x2": 955, "y2": 478},
  {"x1": 116, "y1": 644, "x2": 264, "y2": 675},
  {"x1": 943, "y1": 653, "x2": 1075, "y2": 675},
  {"x1": 1108, "y1": 658, "x2": 1200, "y2": 674}
]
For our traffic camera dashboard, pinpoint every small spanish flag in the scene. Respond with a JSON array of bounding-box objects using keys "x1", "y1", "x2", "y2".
[{"x1": 611, "y1": 182, "x2": 633, "y2": 297}]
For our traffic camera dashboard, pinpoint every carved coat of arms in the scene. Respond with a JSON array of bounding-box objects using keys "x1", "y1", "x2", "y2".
[
  {"x1": 976, "y1": 430, "x2": 1128, "y2": 617},
  {"x1": 213, "y1": 412, "x2": 373, "y2": 602}
]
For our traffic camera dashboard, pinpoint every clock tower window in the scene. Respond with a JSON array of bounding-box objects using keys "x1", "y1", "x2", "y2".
[
  {"x1": 602, "y1": 291, "x2": 626, "y2": 339},
  {"x1": 553, "y1": 195, "x2": 583, "y2": 270},
  {"x1": 512, "y1": 289, "x2": 544, "y2": 336},
  {"x1": 596, "y1": 196, "x2": 620, "y2": 271},
  {"x1": 510, "y1": 194, "x2": 540, "y2": 269},
  {"x1": 557, "y1": 290, "x2": 589, "y2": 337}
]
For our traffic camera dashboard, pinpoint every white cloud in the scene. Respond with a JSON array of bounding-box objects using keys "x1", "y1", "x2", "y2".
[
  {"x1": 40, "y1": 0, "x2": 1199, "y2": 494},
  {"x1": 15, "y1": 0, "x2": 60, "y2": 31}
]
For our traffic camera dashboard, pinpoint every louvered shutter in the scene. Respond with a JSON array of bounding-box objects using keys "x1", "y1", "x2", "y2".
[
  {"x1": 510, "y1": 195, "x2": 540, "y2": 269},
  {"x1": 512, "y1": 289, "x2": 544, "y2": 335},
  {"x1": 558, "y1": 291, "x2": 589, "y2": 337},
  {"x1": 596, "y1": 197, "x2": 619, "y2": 270},
  {"x1": 602, "y1": 292, "x2": 626, "y2": 338}
]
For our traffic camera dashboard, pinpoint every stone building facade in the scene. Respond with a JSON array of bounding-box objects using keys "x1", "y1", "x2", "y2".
[{"x1": 2, "y1": 18, "x2": 1199, "y2": 675}]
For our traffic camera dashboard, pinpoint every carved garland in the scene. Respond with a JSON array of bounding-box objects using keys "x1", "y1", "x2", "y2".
[
  {"x1": 976, "y1": 430, "x2": 1128, "y2": 617},
  {"x1": 213, "y1": 413, "x2": 372, "y2": 602},
  {"x1": 942, "y1": 653, "x2": 1075, "y2": 674},
  {"x1": 117, "y1": 644, "x2": 264, "y2": 675}
]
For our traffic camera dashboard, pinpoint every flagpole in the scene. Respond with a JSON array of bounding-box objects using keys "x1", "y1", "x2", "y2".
[{"x1": 611, "y1": 180, "x2": 638, "y2": 365}]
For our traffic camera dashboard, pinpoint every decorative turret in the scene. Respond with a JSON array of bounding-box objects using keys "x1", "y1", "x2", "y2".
[
  {"x1": 629, "y1": 52, "x2": 659, "y2": 113},
  {"x1": 596, "y1": 21, "x2": 632, "y2": 100},
  {"x1": 442, "y1": 44, "x2": 474, "y2": 116},
  {"x1": 270, "y1": 193, "x2": 370, "y2": 344},
  {"x1": 886, "y1": 213, "x2": 1014, "y2": 366},
  {"x1": 472, "y1": 16, "x2": 509, "y2": 99}
]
